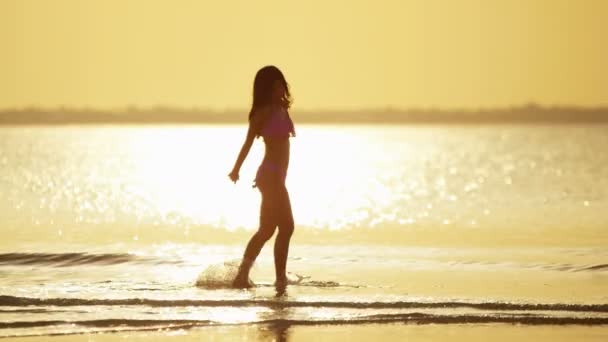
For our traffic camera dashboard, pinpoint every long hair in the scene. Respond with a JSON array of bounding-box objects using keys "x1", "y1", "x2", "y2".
[{"x1": 248, "y1": 65, "x2": 293, "y2": 121}]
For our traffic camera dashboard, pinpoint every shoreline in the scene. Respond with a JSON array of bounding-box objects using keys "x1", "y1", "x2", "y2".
[{"x1": 4, "y1": 323, "x2": 608, "y2": 341}]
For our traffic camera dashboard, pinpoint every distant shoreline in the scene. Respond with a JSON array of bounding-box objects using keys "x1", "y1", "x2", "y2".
[{"x1": 1, "y1": 104, "x2": 607, "y2": 124}]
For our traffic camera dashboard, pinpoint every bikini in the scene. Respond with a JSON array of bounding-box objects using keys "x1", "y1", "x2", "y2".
[{"x1": 253, "y1": 106, "x2": 295, "y2": 188}]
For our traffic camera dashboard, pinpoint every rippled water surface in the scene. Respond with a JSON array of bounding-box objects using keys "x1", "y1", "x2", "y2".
[{"x1": 0, "y1": 123, "x2": 606, "y2": 337}]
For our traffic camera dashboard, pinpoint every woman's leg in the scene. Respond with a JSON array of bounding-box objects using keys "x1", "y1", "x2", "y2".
[
  {"x1": 233, "y1": 181, "x2": 279, "y2": 287},
  {"x1": 274, "y1": 184, "x2": 294, "y2": 283}
]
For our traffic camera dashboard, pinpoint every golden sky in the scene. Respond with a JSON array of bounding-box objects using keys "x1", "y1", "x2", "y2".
[{"x1": 2, "y1": 0, "x2": 607, "y2": 110}]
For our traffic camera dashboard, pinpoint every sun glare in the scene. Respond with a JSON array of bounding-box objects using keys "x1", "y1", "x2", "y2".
[
  {"x1": 119, "y1": 125, "x2": 404, "y2": 233},
  {"x1": 126, "y1": 126, "x2": 260, "y2": 231}
]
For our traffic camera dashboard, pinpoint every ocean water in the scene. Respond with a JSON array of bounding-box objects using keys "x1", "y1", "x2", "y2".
[{"x1": 0, "y1": 123, "x2": 607, "y2": 337}]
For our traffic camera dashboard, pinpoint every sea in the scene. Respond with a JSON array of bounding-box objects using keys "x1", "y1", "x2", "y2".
[{"x1": 0, "y1": 123, "x2": 607, "y2": 337}]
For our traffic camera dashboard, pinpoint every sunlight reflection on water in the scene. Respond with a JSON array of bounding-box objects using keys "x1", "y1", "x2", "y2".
[{"x1": 0, "y1": 124, "x2": 607, "y2": 247}]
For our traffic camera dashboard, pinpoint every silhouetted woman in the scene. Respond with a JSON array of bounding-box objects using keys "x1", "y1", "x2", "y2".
[{"x1": 229, "y1": 65, "x2": 296, "y2": 289}]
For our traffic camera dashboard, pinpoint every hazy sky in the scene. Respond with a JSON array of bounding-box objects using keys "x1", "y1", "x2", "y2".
[{"x1": 2, "y1": 0, "x2": 607, "y2": 110}]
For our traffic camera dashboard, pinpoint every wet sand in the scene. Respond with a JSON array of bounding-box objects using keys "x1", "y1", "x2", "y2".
[{"x1": 5, "y1": 324, "x2": 608, "y2": 342}]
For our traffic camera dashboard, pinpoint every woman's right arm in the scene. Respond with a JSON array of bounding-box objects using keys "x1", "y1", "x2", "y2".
[{"x1": 228, "y1": 111, "x2": 264, "y2": 183}]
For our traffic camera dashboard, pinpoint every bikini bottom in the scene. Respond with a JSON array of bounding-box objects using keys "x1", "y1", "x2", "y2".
[{"x1": 253, "y1": 160, "x2": 287, "y2": 189}]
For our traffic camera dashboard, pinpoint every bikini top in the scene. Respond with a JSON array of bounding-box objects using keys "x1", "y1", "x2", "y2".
[{"x1": 259, "y1": 106, "x2": 295, "y2": 139}]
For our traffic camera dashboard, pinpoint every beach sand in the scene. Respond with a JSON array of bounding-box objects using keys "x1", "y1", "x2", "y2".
[{"x1": 5, "y1": 324, "x2": 608, "y2": 342}]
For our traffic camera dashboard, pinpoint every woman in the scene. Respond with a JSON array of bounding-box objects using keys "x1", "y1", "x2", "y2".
[{"x1": 228, "y1": 65, "x2": 296, "y2": 289}]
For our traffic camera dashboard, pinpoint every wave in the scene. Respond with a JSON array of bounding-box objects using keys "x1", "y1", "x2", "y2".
[
  {"x1": 0, "y1": 252, "x2": 170, "y2": 267},
  {"x1": 444, "y1": 260, "x2": 608, "y2": 273},
  {"x1": 520, "y1": 262, "x2": 608, "y2": 273},
  {"x1": 1, "y1": 295, "x2": 606, "y2": 313},
  {"x1": 578, "y1": 264, "x2": 608, "y2": 272},
  {"x1": 2, "y1": 252, "x2": 607, "y2": 275},
  {"x1": 1, "y1": 314, "x2": 608, "y2": 333}
]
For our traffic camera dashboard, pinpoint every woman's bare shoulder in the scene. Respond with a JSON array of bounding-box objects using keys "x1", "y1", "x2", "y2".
[
  {"x1": 251, "y1": 105, "x2": 271, "y2": 124},
  {"x1": 248, "y1": 106, "x2": 271, "y2": 136}
]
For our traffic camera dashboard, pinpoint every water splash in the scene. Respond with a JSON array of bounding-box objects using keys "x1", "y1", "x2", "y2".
[{"x1": 195, "y1": 259, "x2": 251, "y2": 289}]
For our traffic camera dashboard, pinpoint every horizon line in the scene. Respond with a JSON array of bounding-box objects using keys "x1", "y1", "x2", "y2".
[{"x1": 2, "y1": 102, "x2": 608, "y2": 113}]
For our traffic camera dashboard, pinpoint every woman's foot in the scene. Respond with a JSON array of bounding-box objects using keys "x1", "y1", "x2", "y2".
[
  {"x1": 232, "y1": 258, "x2": 254, "y2": 289},
  {"x1": 274, "y1": 276, "x2": 288, "y2": 290},
  {"x1": 232, "y1": 273, "x2": 254, "y2": 288}
]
